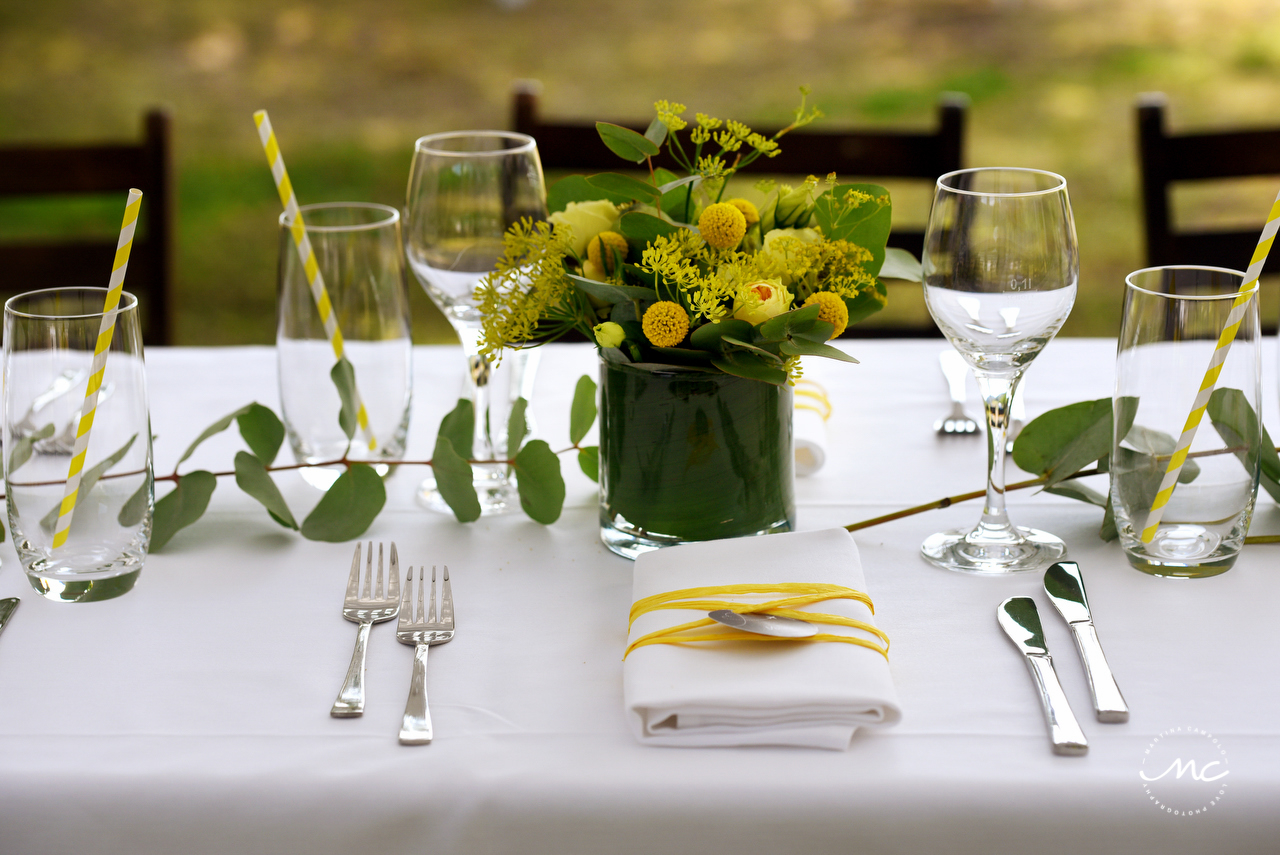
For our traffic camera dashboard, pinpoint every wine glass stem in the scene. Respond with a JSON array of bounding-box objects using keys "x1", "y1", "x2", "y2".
[
  {"x1": 973, "y1": 369, "x2": 1022, "y2": 535},
  {"x1": 456, "y1": 325, "x2": 497, "y2": 464}
]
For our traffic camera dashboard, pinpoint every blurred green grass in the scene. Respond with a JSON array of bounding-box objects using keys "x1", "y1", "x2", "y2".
[{"x1": 2, "y1": 0, "x2": 1279, "y2": 342}]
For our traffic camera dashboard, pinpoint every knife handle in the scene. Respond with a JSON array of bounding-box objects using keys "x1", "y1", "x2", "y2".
[
  {"x1": 1069, "y1": 622, "x2": 1129, "y2": 723},
  {"x1": 1024, "y1": 654, "x2": 1088, "y2": 756}
]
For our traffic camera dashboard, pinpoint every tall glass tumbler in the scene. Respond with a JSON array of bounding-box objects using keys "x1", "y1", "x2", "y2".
[
  {"x1": 405, "y1": 131, "x2": 547, "y2": 515},
  {"x1": 278, "y1": 203, "x2": 413, "y2": 490},
  {"x1": 922, "y1": 168, "x2": 1078, "y2": 575},
  {"x1": 1113, "y1": 266, "x2": 1262, "y2": 578},
  {"x1": 4, "y1": 288, "x2": 152, "y2": 602}
]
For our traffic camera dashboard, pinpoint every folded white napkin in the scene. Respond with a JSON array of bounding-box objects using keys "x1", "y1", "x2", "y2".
[
  {"x1": 624, "y1": 528, "x2": 902, "y2": 750},
  {"x1": 794, "y1": 379, "x2": 830, "y2": 477}
]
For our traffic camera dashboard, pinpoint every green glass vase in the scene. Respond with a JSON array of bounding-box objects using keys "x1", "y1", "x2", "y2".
[{"x1": 598, "y1": 357, "x2": 795, "y2": 559}]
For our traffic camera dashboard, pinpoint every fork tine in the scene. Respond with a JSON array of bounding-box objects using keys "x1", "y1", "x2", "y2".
[
  {"x1": 427, "y1": 566, "x2": 438, "y2": 625},
  {"x1": 397, "y1": 565, "x2": 413, "y2": 629},
  {"x1": 388, "y1": 542, "x2": 400, "y2": 602},
  {"x1": 375, "y1": 542, "x2": 384, "y2": 600},
  {"x1": 440, "y1": 565, "x2": 454, "y2": 629},
  {"x1": 345, "y1": 542, "x2": 362, "y2": 601},
  {"x1": 362, "y1": 540, "x2": 373, "y2": 599},
  {"x1": 416, "y1": 566, "x2": 425, "y2": 623}
]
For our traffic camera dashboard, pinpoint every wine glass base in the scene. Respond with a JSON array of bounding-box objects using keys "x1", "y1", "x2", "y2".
[
  {"x1": 416, "y1": 474, "x2": 520, "y2": 517},
  {"x1": 921, "y1": 526, "x2": 1067, "y2": 575}
]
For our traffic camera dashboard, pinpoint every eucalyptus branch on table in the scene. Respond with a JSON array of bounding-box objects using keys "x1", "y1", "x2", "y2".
[
  {"x1": 0, "y1": 363, "x2": 604, "y2": 552},
  {"x1": 844, "y1": 392, "x2": 1280, "y2": 545}
]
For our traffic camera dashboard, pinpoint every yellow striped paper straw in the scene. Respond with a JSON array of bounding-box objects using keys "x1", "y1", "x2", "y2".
[
  {"x1": 253, "y1": 110, "x2": 377, "y2": 451},
  {"x1": 1141, "y1": 194, "x2": 1274, "y2": 543},
  {"x1": 51, "y1": 189, "x2": 142, "y2": 550}
]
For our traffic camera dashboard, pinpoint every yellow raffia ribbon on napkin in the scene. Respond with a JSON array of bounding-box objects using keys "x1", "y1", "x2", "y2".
[{"x1": 624, "y1": 583, "x2": 889, "y2": 661}]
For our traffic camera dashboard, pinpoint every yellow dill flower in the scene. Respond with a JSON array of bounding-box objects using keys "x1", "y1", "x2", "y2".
[
  {"x1": 784, "y1": 355, "x2": 804, "y2": 386},
  {"x1": 690, "y1": 126, "x2": 711, "y2": 145},
  {"x1": 803, "y1": 291, "x2": 849, "y2": 339},
  {"x1": 714, "y1": 130, "x2": 743, "y2": 152},
  {"x1": 642, "y1": 301, "x2": 690, "y2": 348},
  {"x1": 696, "y1": 113, "x2": 723, "y2": 130},
  {"x1": 726, "y1": 120, "x2": 751, "y2": 140},
  {"x1": 698, "y1": 203, "x2": 747, "y2": 250},
  {"x1": 725, "y1": 198, "x2": 760, "y2": 226},
  {"x1": 587, "y1": 231, "x2": 629, "y2": 275},
  {"x1": 654, "y1": 100, "x2": 688, "y2": 131}
]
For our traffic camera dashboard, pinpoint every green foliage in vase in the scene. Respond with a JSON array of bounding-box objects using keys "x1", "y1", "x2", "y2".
[{"x1": 475, "y1": 89, "x2": 921, "y2": 386}]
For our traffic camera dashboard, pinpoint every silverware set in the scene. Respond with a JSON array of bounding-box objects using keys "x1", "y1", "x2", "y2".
[
  {"x1": 329, "y1": 542, "x2": 456, "y2": 745},
  {"x1": 997, "y1": 561, "x2": 1128, "y2": 755}
]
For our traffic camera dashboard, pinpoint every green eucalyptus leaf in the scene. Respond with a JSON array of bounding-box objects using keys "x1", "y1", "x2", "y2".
[
  {"x1": 7, "y1": 423, "x2": 55, "y2": 473},
  {"x1": 778, "y1": 337, "x2": 860, "y2": 363},
  {"x1": 711, "y1": 351, "x2": 788, "y2": 386},
  {"x1": 691, "y1": 319, "x2": 754, "y2": 352},
  {"x1": 595, "y1": 122, "x2": 660, "y2": 163},
  {"x1": 722, "y1": 335, "x2": 784, "y2": 363},
  {"x1": 578, "y1": 445, "x2": 599, "y2": 482},
  {"x1": 1044, "y1": 479, "x2": 1108, "y2": 507},
  {"x1": 547, "y1": 175, "x2": 632, "y2": 213},
  {"x1": 788, "y1": 319, "x2": 837, "y2": 344},
  {"x1": 1206, "y1": 387, "x2": 1280, "y2": 502},
  {"x1": 1011, "y1": 398, "x2": 1113, "y2": 487},
  {"x1": 512, "y1": 439, "x2": 565, "y2": 524},
  {"x1": 299, "y1": 464, "x2": 386, "y2": 542},
  {"x1": 756, "y1": 303, "x2": 822, "y2": 342},
  {"x1": 330, "y1": 357, "x2": 359, "y2": 441},
  {"x1": 1099, "y1": 496, "x2": 1119, "y2": 541},
  {"x1": 618, "y1": 211, "x2": 682, "y2": 247},
  {"x1": 813, "y1": 182, "x2": 891, "y2": 276},
  {"x1": 507, "y1": 397, "x2": 529, "y2": 455},
  {"x1": 1124, "y1": 424, "x2": 1201, "y2": 484},
  {"x1": 568, "y1": 273, "x2": 658, "y2": 304},
  {"x1": 879, "y1": 247, "x2": 923, "y2": 282},
  {"x1": 587, "y1": 173, "x2": 661, "y2": 204},
  {"x1": 432, "y1": 435, "x2": 481, "y2": 523},
  {"x1": 656, "y1": 174, "x2": 700, "y2": 195},
  {"x1": 117, "y1": 479, "x2": 151, "y2": 527},
  {"x1": 177, "y1": 404, "x2": 252, "y2": 467},
  {"x1": 845, "y1": 282, "x2": 888, "y2": 327},
  {"x1": 569, "y1": 375, "x2": 598, "y2": 445},
  {"x1": 233, "y1": 451, "x2": 298, "y2": 530},
  {"x1": 40, "y1": 434, "x2": 138, "y2": 533},
  {"x1": 150, "y1": 470, "x2": 217, "y2": 551},
  {"x1": 438, "y1": 399, "x2": 475, "y2": 460},
  {"x1": 236, "y1": 403, "x2": 285, "y2": 466},
  {"x1": 644, "y1": 116, "x2": 668, "y2": 148}
]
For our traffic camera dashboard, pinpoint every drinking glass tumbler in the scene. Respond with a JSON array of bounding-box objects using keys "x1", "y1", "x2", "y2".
[
  {"x1": 3, "y1": 288, "x2": 153, "y2": 602},
  {"x1": 278, "y1": 203, "x2": 413, "y2": 490},
  {"x1": 1112, "y1": 265, "x2": 1263, "y2": 577}
]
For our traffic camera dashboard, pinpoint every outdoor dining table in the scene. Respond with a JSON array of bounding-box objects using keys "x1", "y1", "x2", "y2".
[{"x1": 1, "y1": 337, "x2": 1278, "y2": 855}]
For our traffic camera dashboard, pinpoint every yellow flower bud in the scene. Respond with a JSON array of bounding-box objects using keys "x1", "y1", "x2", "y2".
[
  {"x1": 725, "y1": 198, "x2": 760, "y2": 226},
  {"x1": 641, "y1": 301, "x2": 690, "y2": 347},
  {"x1": 594, "y1": 321, "x2": 626, "y2": 349},
  {"x1": 803, "y1": 291, "x2": 849, "y2": 339},
  {"x1": 731, "y1": 279, "x2": 794, "y2": 326},
  {"x1": 697, "y1": 202, "x2": 747, "y2": 250}
]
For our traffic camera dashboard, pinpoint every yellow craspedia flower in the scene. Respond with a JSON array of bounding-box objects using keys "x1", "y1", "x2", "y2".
[
  {"x1": 697, "y1": 203, "x2": 747, "y2": 250},
  {"x1": 725, "y1": 198, "x2": 760, "y2": 227},
  {"x1": 803, "y1": 291, "x2": 849, "y2": 339},
  {"x1": 642, "y1": 301, "x2": 690, "y2": 348},
  {"x1": 587, "y1": 231, "x2": 629, "y2": 275}
]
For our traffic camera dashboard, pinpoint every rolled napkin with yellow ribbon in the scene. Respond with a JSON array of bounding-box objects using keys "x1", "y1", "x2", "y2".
[{"x1": 623, "y1": 528, "x2": 901, "y2": 750}]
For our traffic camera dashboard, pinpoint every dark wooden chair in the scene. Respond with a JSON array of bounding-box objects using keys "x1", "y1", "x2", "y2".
[
  {"x1": 1138, "y1": 92, "x2": 1280, "y2": 281},
  {"x1": 0, "y1": 109, "x2": 174, "y2": 345},
  {"x1": 513, "y1": 83, "x2": 967, "y2": 337}
]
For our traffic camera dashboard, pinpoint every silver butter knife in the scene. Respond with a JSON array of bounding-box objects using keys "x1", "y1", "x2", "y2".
[
  {"x1": 1044, "y1": 561, "x2": 1129, "y2": 723},
  {"x1": 0, "y1": 598, "x2": 18, "y2": 638},
  {"x1": 997, "y1": 597, "x2": 1088, "y2": 756}
]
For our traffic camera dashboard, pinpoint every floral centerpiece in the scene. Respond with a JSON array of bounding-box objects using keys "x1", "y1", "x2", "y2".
[{"x1": 477, "y1": 91, "x2": 905, "y2": 557}]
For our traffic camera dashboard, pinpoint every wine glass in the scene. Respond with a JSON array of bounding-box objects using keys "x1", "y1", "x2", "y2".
[
  {"x1": 405, "y1": 131, "x2": 547, "y2": 515},
  {"x1": 921, "y1": 168, "x2": 1078, "y2": 574}
]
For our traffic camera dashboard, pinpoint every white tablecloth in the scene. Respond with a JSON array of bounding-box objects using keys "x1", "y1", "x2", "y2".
[{"x1": 1, "y1": 339, "x2": 1278, "y2": 855}]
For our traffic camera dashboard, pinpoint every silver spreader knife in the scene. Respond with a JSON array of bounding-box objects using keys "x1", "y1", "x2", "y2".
[
  {"x1": 997, "y1": 597, "x2": 1088, "y2": 756},
  {"x1": 1044, "y1": 561, "x2": 1129, "y2": 723}
]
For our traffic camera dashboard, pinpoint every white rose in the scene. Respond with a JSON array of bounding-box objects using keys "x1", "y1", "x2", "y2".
[
  {"x1": 731, "y1": 279, "x2": 794, "y2": 326},
  {"x1": 548, "y1": 200, "x2": 621, "y2": 257}
]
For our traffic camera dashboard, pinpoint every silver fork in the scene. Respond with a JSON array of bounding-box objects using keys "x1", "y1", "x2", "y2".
[
  {"x1": 330, "y1": 542, "x2": 401, "y2": 718},
  {"x1": 935, "y1": 350, "x2": 978, "y2": 435},
  {"x1": 396, "y1": 565, "x2": 455, "y2": 745}
]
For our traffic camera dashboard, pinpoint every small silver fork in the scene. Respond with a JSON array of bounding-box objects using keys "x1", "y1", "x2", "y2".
[
  {"x1": 396, "y1": 565, "x2": 455, "y2": 745},
  {"x1": 330, "y1": 542, "x2": 401, "y2": 718}
]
